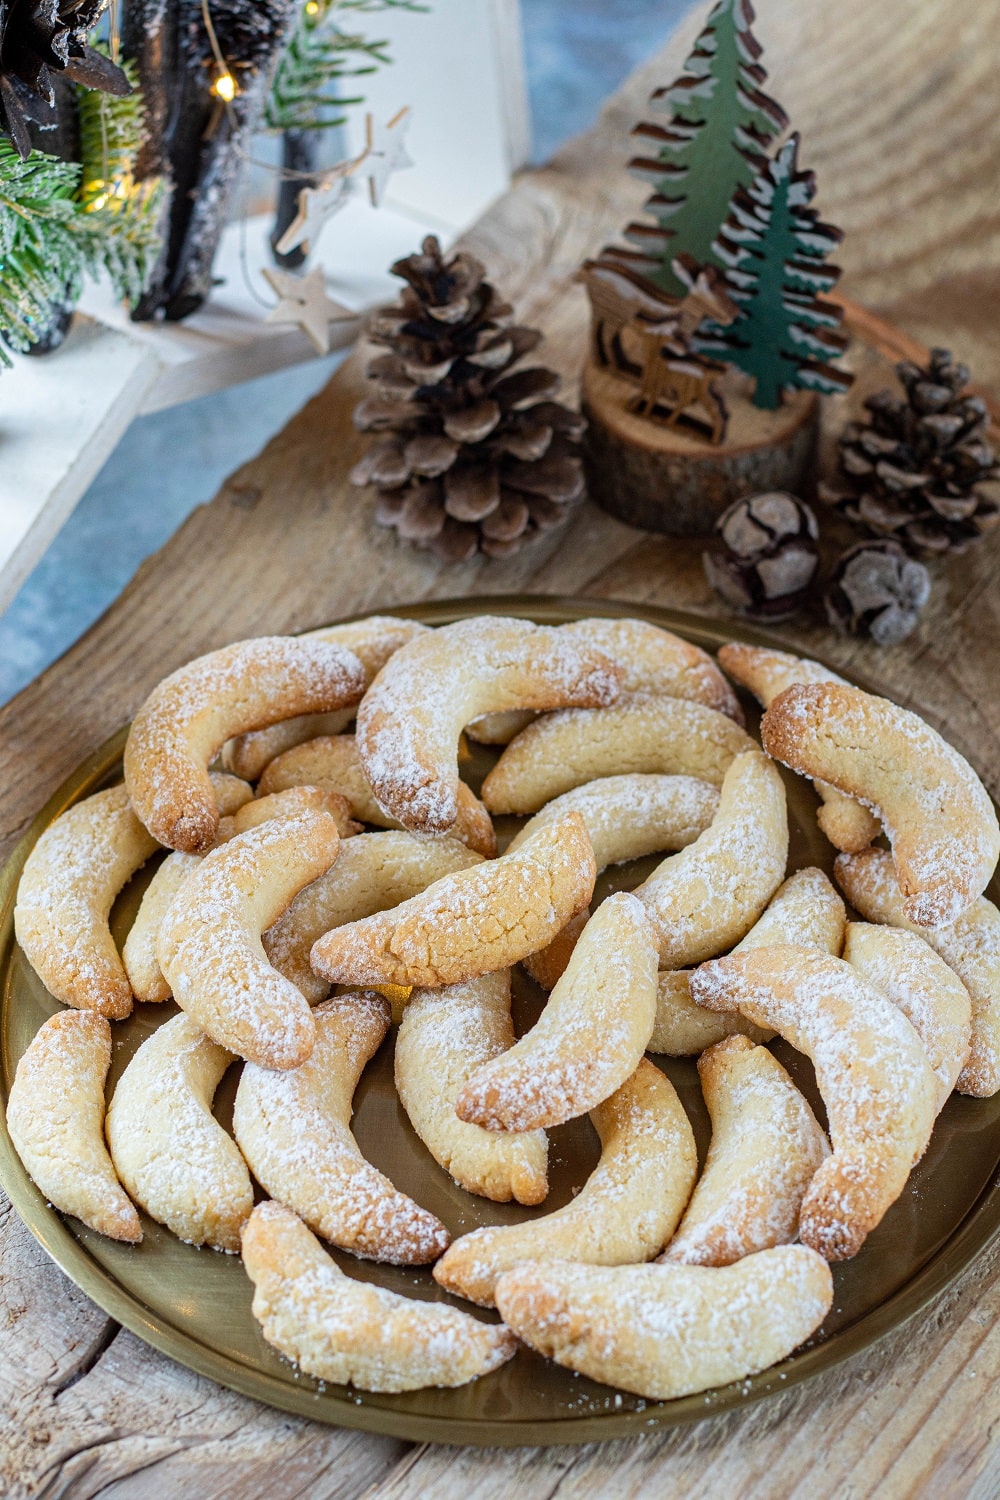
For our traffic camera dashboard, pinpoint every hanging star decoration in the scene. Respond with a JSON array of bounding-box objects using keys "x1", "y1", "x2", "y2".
[
  {"x1": 274, "y1": 153, "x2": 365, "y2": 259},
  {"x1": 261, "y1": 265, "x2": 357, "y2": 354},
  {"x1": 357, "y1": 106, "x2": 414, "y2": 208}
]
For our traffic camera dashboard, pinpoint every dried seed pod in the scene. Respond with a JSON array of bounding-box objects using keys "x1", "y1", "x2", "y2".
[
  {"x1": 702, "y1": 492, "x2": 820, "y2": 620},
  {"x1": 351, "y1": 236, "x2": 586, "y2": 562},
  {"x1": 824, "y1": 540, "x2": 931, "y2": 646}
]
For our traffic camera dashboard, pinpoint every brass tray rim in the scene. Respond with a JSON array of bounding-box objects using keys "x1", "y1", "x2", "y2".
[{"x1": 1, "y1": 592, "x2": 998, "y2": 1449}]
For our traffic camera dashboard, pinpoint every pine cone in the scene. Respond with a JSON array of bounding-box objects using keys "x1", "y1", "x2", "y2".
[
  {"x1": 0, "y1": 0, "x2": 130, "y2": 159},
  {"x1": 702, "y1": 492, "x2": 820, "y2": 620},
  {"x1": 822, "y1": 347, "x2": 1000, "y2": 555},
  {"x1": 350, "y1": 235, "x2": 586, "y2": 563},
  {"x1": 825, "y1": 539, "x2": 931, "y2": 646}
]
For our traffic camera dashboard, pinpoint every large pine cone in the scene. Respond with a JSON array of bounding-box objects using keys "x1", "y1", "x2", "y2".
[
  {"x1": 350, "y1": 235, "x2": 586, "y2": 562},
  {"x1": 822, "y1": 347, "x2": 1000, "y2": 555},
  {"x1": 0, "y1": 0, "x2": 130, "y2": 158}
]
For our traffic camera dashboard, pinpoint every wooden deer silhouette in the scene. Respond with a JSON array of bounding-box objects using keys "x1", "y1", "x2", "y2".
[
  {"x1": 579, "y1": 258, "x2": 683, "y2": 373},
  {"x1": 631, "y1": 355, "x2": 731, "y2": 444},
  {"x1": 630, "y1": 258, "x2": 740, "y2": 444}
]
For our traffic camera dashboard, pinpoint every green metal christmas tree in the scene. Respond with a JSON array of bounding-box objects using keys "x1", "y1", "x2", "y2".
[
  {"x1": 614, "y1": 0, "x2": 787, "y2": 297},
  {"x1": 696, "y1": 133, "x2": 850, "y2": 409}
]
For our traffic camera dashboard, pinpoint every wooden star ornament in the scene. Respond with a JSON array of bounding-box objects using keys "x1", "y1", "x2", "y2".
[
  {"x1": 358, "y1": 107, "x2": 414, "y2": 208},
  {"x1": 274, "y1": 147, "x2": 370, "y2": 258},
  {"x1": 262, "y1": 266, "x2": 357, "y2": 355}
]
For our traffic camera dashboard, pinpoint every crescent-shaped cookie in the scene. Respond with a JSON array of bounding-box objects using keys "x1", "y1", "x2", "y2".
[
  {"x1": 242, "y1": 1201, "x2": 516, "y2": 1393},
  {"x1": 394, "y1": 971, "x2": 549, "y2": 1204},
  {"x1": 355, "y1": 615, "x2": 623, "y2": 856},
  {"x1": 455, "y1": 891, "x2": 658, "y2": 1132},
  {"x1": 843, "y1": 922, "x2": 971, "y2": 1113},
  {"x1": 310, "y1": 812, "x2": 597, "y2": 991},
  {"x1": 470, "y1": 617, "x2": 743, "y2": 744},
  {"x1": 691, "y1": 946, "x2": 938, "y2": 1259},
  {"x1": 836, "y1": 847, "x2": 996, "y2": 1097},
  {"x1": 257, "y1": 735, "x2": 398, "y2": 827},
  {"x1": 157, "y1": 810, "x2": 341, "y2": 1068},
  {"x1": 717, "y1": 642, "x2": 880, "y2": 852},
  {"x1": 121, "y1": 782, "x2": 324, "y2": 1006},
  {"x1": 494, "y1": 1246, "x2": 833, "y2": 1400},
  {"x1": 121, "y1": 770, "x2": 254, "y2": 1006},
  {"x1": 223, "y1": 784, "x2": 361, "y2": 840},
  {"x1": 6, "y1": 1011, "x2": 141, "y2": 1242},
  {"x1": 123, "y1": 851, "x2": 203, "y2": 1004},
  {"x1": 660, "y1": 1035, "x2": 830, "y2": 1266},
  {"x1": 233, "y1": 990, "x2": 449, "y2": 1263},
  {"x1": 635, "y1": 750, "x2": 788, "y2": 967},
  {"x1": 480, "y1": 696, "x2": 755, "y2": 817},
  {"x1": 124, "y1": 636, "x2": 367, "y2": 853},
  {"x1": 15, "y1": 784, "x2": 160, "y2": 1019},
  {"x1": 761, "y1": 681, "x2": 1000, "y2": 927},
  {"x1": 649, "y1": 866, "x2": 846, "y2": 1055},
  {"x1": 106, "y1": 1013, "x2": 252, "y2": 1251},
  {"x1": 649, "y1": 970, "x2": 770, "y2": 1056},
  {"x1": 224, "y1": 616, "x2": 429, "y2": 781},
  {"x1": 507, "y1": 774, "x2": 720, "y2": 874},
  {"x1": 509, "y1": 774, "x2": 720, "y2": 991},
  {"x1": 435, "y1": 1059, "x2": 696, "y2": 1306},
  {"x1": 264, "y1": 829, "x2": 484, "y2": 1005}
]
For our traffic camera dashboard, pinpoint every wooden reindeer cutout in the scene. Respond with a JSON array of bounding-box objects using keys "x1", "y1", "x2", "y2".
[
  {"x1": 579, "y1": 259, "x2": 683, "y2": 373},
  {"x1": 630, "y1": 257, "x2": 739, "y2": 444},
  {"x1": 580, "y1": 251, "x2": 739, "y2": 444}
]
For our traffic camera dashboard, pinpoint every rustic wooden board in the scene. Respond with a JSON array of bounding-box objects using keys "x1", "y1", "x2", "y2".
[{"x1": 3, "y1": 0, "x2": 1000, "y2": 1494}]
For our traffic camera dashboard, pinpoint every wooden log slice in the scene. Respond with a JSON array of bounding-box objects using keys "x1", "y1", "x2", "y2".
[{"x1": 581, "y1": 359, "x2": 820, "y2": 536}]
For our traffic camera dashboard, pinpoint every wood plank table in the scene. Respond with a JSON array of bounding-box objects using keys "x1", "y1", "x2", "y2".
[{"x1": 3, "y1": 0, "x2": 1000, "y2": 1494}]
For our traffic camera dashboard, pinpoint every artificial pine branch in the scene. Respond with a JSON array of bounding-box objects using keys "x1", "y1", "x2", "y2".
[
  {"x1": 75, "y1": 55, "x2": 164, "y2": 303},
  {"x1": 0, "y1": 105, "x2": 162, "y2": 367},
  {"x1": 266, "y1": 0, "x2": 425, "y2": 134},
  {"x1": 0, "y1": 142, "x2": 92, "y2": 365}
]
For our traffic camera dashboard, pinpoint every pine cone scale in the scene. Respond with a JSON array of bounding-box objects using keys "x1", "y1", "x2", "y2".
[{"x1": 444, "y1": 465, "x2": 500, "y2": 521}]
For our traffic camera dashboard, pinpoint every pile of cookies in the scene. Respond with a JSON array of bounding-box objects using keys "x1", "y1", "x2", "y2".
[{"x1": 6, "y1": 611, "x2": 1000, "y2": 1404}]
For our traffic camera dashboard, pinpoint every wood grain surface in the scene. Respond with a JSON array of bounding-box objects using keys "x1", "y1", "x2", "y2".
[{"x1": 3, "y1": 0, "x2": 1000, "y2": 1494}]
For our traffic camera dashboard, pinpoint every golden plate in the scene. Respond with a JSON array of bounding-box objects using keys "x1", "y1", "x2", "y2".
[{"x1": 2, "y1": 595, "x2": 1000, "y2": 1448}]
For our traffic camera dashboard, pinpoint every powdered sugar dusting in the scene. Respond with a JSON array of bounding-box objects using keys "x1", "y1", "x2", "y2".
[
  {"x1": 235, "y1": 993, "x2": 449, "y2": 1263},
  {"x1": 637, "y1": 752, "x2": 788, "y2": 967},
  {"x1": 481, "y1": 695, "x2": 755, "y2": 815},
  {"x1": 762, "y1": 681, "x2": 1000, "y2": 926},
  {"x1": 837, "y1": 848, "x2": 1000, "y2": 1097},
  {"x1": 508, "y1": 774, "x2": 719, "y2": 871},
  {"x1": 15, "y1": 783, "x2": 159, "y2": 1016},
  {"x1": 124, "y1": 637, "x2": 366, "y2": 850},
  {"x1": 435, "y1": 1059, "x2": 696, "y2": 1305},
  {"x1": 494, "y1": 1247, "x2": 832, "y2": 1400},
  {"x1": 662, "y1": 1039, "x2": 829, "y2": 1266},
  {"x1": 691, "y1": 946, "x2": 938, "y2": 1258},
  {"x1": 355, "y1": 616, "x2": 623, "y2": 836}
]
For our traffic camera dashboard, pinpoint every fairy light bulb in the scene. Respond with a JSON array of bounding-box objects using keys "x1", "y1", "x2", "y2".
[{"x1": 212, "y1": 70, "x2": 236, "y2": 102}]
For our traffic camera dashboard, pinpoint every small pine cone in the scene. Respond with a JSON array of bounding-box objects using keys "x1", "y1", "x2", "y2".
[
  {"x1": 825, "y1": 539, "x2": 931, "y2": 646},
  {"x1": 702, "y1": 492, "x2": 820, "y2": 620},
  {"x1": 823, "y1": 348, "x2": 1000, "y2": 555},
  {"x1": 350, "y1": 236, "x2": 586, "y2": 563}
]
